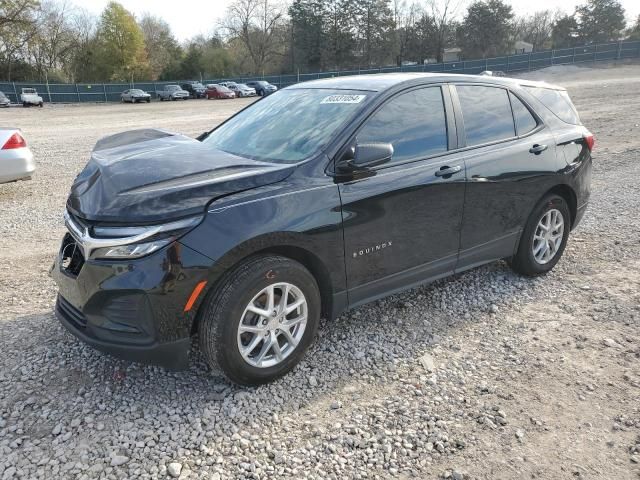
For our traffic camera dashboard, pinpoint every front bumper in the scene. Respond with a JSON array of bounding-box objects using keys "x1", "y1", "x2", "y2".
[
  {"x1": 51, "y1": 236, "x2": 213, "y2": 369},
  {"x1": 56, "y1": 295, "x2": 191, "y2": 369}
]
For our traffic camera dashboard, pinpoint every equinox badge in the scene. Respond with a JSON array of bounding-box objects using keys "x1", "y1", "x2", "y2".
[{"x1": 352, "y1": 241, "x2": 393, "y2": 258}]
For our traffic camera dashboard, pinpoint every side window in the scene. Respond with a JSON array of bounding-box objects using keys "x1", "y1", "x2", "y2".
[
  {"x1": 357, "y1": 87, "x2": 448, "y2": 164},
  {"x1": 522, "y1": 86, "x2": 581, "y2": 125},
  {"x1": 509, "y1": 92, "x2": 538, "y2": 136},
  {"x1": 456, "y1": 85, "x2": 515, "y2": 146}
]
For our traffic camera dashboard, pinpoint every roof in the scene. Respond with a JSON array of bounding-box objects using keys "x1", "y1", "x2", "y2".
[
  {"x1": 514, "y1": 40, "x2": 534, "y2": 48},
  {"x1": 287, "y1": 72, "x2": 565, "y2": 92}
]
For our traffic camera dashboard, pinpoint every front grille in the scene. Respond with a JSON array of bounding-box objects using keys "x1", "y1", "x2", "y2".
[
  {"x1": 57, "y1": 295, "x2": 87, "y2": 329},
  {"x1": 60, "y1": 233, "x2": 85, "y2": 276}
]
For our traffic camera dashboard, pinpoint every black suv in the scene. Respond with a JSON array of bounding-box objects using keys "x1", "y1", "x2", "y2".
[
  {"x1": 52, "y1": 74, "x2": 592, "y2": 385},
  {"x1": 181, "y1": 81, "x2": 206, "y2": 98}
]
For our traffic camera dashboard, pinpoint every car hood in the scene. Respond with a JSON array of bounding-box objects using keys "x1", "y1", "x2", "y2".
[{"x1": 66, "y1": 129, "x2": 295, "y2": 224}]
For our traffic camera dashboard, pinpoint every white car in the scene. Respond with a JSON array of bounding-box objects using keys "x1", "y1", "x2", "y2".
[
  {"x1": 219, "y1": 82, "x2": 256, "y2": 98},
  {"x1": 20, "y1": 88, "x2": 44, "y2": 107},
  {"x1": 0, "y1": 129, "x2": 35, "y2": 183}
]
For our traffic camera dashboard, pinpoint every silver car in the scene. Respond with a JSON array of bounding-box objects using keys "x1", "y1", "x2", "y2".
[
  {"x1": 219, "y1": 82, "x2": 256, "y2": 98},
  {"x1": 121, "y1": 89, "x2": 151, "y2": 103},
  {"x1": 0, "y1": 91, "x2": 10, "y2": 107},
  {"x1": 0, "y1": 128, "x2": 35, "y2": 183}
]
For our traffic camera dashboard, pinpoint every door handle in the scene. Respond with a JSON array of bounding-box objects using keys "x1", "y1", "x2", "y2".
[
  {"x1": 529, "y1": 144, "x2": 548, "y2": 155},
  {"x1": 435, "y1": 165, "x2": 462, "y2": 177}
]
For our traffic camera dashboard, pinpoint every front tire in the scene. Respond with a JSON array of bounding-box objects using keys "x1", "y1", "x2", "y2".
[
  {"x1": 509, "y1": 194, "x2": 570, "y2": 276},
  {"x1": 199, "y1": 255, "x2": 321, "y2": 385}
]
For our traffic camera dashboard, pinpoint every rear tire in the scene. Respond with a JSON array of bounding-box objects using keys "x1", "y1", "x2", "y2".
[
  {"x1": 509, "y1": 194, "x2": 570, "y2": 276},
  {"x1": 198, "y1": 255, "x2": 321, "y2": 386}
]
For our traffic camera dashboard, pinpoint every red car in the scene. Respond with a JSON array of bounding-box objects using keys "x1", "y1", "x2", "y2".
[{"x1": 205, "y1": 84, "x2": 235, "y2": 99}]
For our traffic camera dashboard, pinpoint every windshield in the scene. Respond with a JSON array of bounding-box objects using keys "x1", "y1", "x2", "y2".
[
  {"x1": 167, "y1": 85, "x2": 180, "y2": 90},
  {"x1": 23, "y1": 89, "x2": 36, "y2": 94},
  {"x1": 219, "y1": 86, "x2": 231, "y2": 93},
  {"x1": 0, "y1": 92, "x2": 6, "y2": 99},
  {"x1": 193, "y1": 83, "x2": 204, "y2": 88},
  {"x1": 203, "y1": 89, "x2": 370, "y2": 164},
  {"x1": 130, "y1": 89, "x2": 144, "y2": 94}
]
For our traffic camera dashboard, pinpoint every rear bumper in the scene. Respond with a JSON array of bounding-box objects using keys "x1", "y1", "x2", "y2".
[
  {"x1": 573, "y1": 202, "x2": 588, "y2": 230},
  {"x1": 0, "y1": 147, "x2": 35, "y2": 183}
]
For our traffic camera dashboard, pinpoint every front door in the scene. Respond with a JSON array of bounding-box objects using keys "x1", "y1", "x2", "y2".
[{"x1": 337, "y1": 85, "x2": 466, "y2": 307}]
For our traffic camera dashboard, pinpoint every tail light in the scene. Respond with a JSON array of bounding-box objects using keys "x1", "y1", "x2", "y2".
[
  {"x1": 584, "y1": 133, "x2": 595, "y2": 152},
  {"x1": 2, "y1": 132, "x2": 27, "y2": 150}
]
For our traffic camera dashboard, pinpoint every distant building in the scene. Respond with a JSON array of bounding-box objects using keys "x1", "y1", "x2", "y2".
[
  {"x1": 514, "y1": 40, "x2": 533, "y2": 54},
  {"x1": 443, "y1": 48, "x2": 462, "y2": 62}
]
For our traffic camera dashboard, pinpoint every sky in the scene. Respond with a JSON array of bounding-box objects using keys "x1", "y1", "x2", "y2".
[{"x1": 78, "y1": 0, "x2": 640, "y2": 42}]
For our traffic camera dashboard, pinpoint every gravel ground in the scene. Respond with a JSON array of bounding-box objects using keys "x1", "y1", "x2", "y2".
[{"x1": 0, "y1": 63, "x2": 639, "y2": 480}]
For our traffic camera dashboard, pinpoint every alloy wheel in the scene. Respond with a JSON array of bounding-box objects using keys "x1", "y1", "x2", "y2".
[
  {"x1": 237, "y1": 282, "x2": 308, "y2": 368},
  {"x1": 532, "y1": 208, "x2": 564, "y2": 265}
]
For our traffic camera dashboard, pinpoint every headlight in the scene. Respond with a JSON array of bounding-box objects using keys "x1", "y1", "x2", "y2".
[
  {"x1": 64, "y1": 212, "x2": 202, "y2": 260},
  {"x1": 92, "y1": 239, "x2": 172, "y2": 259}
]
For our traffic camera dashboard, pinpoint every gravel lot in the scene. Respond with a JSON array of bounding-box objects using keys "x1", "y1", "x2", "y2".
[{"x1": 0, "y1": 64, "x2": 639, "y2": 480}]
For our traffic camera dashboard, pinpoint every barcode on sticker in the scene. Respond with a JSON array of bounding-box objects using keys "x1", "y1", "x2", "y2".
[{"x1": 321, "y1": 94, "x2": 366, "y2": 104}]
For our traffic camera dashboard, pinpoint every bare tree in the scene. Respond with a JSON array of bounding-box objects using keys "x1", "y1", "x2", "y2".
[
  {"x1": 139, "y1": 13, "x2": 180, "y2": 79},
  {"x1": 0, "y1": 0, "x2": 39, "y2": 80},
  {"x1": 0, "y1": 0, "x2": 38, "y2": 28},
  {"x1": 220, "y1": 0, "x2": 285, "y2": 74},
  {"x1": 27, "y1": 0, "x2": 77, "y2": 79},
  {"x1": 393, "y1": 0, "x2": 422, "y2": 64},
  {"x1": 427, "y1": 0, "x2": 464, "y2": 62},
  {"x1": 513, "y1": 9, "x2": 562, "y2": 51}
]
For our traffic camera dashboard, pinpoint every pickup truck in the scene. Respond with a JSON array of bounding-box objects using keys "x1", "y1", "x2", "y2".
[
  {"x1": 20, "y1": 88, "x2": 43, "y2": 107},
  {"x1": 156, "y1": 85, "x2": 189, "y2": 101}
]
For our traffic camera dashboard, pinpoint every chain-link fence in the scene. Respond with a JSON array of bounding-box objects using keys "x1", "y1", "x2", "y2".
[{"x1": 1, "y1": 40, "x2": 639, "y2": 104}]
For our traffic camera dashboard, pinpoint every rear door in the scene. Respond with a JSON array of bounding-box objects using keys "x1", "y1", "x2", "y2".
[
  {"x1": 452, "y1": 84, "x2": 560, "y2": 269},
  {"x1": 337, "y1": 85, "x2": 466, "y2": 306}
]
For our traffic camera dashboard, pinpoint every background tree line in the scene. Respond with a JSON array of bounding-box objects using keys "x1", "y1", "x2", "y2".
[{"x1": 1, "y1": 0, "x2": 638, "y2": 82}]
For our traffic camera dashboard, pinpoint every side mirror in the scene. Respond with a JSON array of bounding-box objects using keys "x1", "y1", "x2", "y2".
[{"x1": 337, "y1": 142, "x2": 393, "y2": 172}]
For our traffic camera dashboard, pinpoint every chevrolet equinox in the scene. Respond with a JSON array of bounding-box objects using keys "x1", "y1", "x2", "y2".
[{"x1": 52, "y1": 73, "x2": 593, "y2": 385}]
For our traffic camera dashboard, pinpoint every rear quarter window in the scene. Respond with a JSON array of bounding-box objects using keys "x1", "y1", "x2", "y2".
[{"x1": 523, "y1": 86, "x2": 581, "y2": 125}]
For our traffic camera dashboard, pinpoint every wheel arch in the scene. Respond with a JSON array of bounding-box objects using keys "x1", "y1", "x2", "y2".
[
  {"x1": 190, "y1": 236, "x2": 337, "y2": 335},
  {"x1": 544, "y1": 184, "x2": 577, "y2": 229}
]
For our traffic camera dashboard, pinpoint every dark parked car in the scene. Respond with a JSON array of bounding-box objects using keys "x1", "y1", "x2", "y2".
[
  {"x1": 181, "y1": 81, "x2": 207, "y2": 98},
  {"x1": 245, "y1": 80, "x2": 277, "y2": 96},
  {"x1": 52, "y1": 73, "x2": 592, "y2": 385}
]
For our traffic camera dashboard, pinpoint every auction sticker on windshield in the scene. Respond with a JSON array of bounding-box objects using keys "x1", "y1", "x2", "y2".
[{"x1": 320, "y1": 94, "x2": 366, "y2": 104}]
